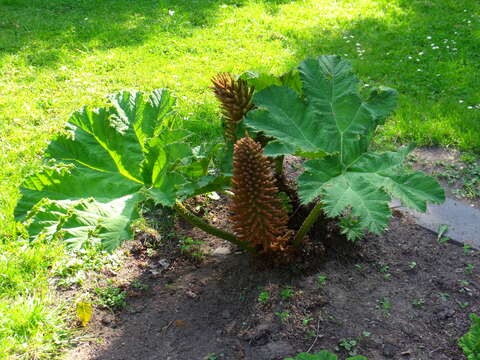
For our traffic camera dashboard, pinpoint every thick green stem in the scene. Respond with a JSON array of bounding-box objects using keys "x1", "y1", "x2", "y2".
[
  {"x1": 174, "y1": 200, "x2": 250, "y2": 251},
  {"x1": 293, "y1": 201, "x2": 324, "y2": 247}
]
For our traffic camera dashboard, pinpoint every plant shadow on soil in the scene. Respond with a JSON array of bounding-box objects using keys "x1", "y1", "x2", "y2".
[{"x1": 68, "y1": 178, "x2": 480, "y2": 359}]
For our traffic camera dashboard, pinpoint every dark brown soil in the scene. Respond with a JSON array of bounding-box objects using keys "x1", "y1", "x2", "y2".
[{"x1": 66, "y1": 195, "x2": 480, "y2": 360}]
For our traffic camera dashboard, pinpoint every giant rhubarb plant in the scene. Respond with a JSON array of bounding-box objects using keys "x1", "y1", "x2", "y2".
[
  {"x1": 245, "y1": 55, "x2": 445, "y2": 240},
  {"x1": 15, "y1": 55, "x2": 445, "y2": 257}
]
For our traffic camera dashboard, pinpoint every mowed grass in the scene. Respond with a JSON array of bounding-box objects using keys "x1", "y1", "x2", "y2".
[{"x1": 0, "y1": 0, "x2": 479, "y2": 357}]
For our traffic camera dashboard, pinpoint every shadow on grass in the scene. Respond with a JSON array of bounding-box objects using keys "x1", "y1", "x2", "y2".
[{"x1": 0, "y1": 0, "x2": 292, "y2": 68}]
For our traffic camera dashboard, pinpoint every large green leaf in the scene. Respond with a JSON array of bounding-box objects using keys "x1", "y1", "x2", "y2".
[
  {"x1": 299, "y1": 147, "x2": 444, "y2": 239},
  {"x1": 15, "y1": 89, "x2": 213, "y2": 251},
  {"x1": 244, "y1": 55, "x2": 444, "y2": 239},
  {"x1": 459, "y1": 314, "x2": 480, "y2": 360},
  {"x1": 245, "y1": 55, "x2": 397, "y2": 160}
]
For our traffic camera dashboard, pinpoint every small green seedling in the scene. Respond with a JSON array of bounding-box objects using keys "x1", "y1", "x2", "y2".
[
  {"x1": 275, "y1": 311, "x2": 290, "y2": 323},
  {"x1": 317, "y1": 275, "x2": 327, "y2": 287},
  {"x1": 280, "y1": 287, "x2": 295, "y2": 301},
  {"x1": 131, "y1": 280, "x2": 148, "y2": 291},
  {"x1": 204, "y1": 353, "x2": 225, "y2": 360},
  {"x1": 361, "y1": 331, "x2": 371, "y2": 338},
  {"x1": 438, "y1": 292, "x2": 450, "y2": 302},
  {"x1": 377, "y1": 297, "x2": 392, "y2": 316},
  {"x1": 412, "y1": 298, "x2": 426, "y2": 308},
  {"x1": 258, "y1": 291, "x2": 270, "y2": 304},
  {"x1": 437, "y1": 224, "x2": 450, "y2": 243},
  {"x1": 355, "y1": 264, "x2": 368, "y2": 271},
  {"x1": 302, "y1": 317, "x2": 314, "y2": 326},
  {"x1": 464, "y1": 245, "x2": 473, "y2": 255},
  {"x1": 179, "y1": 237, "x2": 204, "y2": 261},
  {"x1": 458, "y1": 301, "x2": 470, "y2": 309},
  {"x1": 337, "y1": 338, "x2": 358, "y2": 356},
  {"x1": 408, "y1": 261, "x2": 417, "y2": 269},
  {"x1": 466, "y1": 264, "x2": 475, "y2": 275},
  {"x1": 379, "y1": 265, "x2": 391, "y2": 279}
]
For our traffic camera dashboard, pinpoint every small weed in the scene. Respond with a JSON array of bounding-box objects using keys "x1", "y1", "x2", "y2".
[
  {"x1": 458, "y1": 301, "x2": 470, "y2": 309},
  {"x1": 204, "y1": 353, "x2": 225, "y2": 360},
  {"x1": 258, "y1": 291, "x2": 270, "y2": 305},
  {"x1": 466, "y1": 264, "x2": 475, "y2": 275},
  {"x1": 464, "y1": 245, "x2": 473, "y2": 255},
  {"x1": 275, "y1": 311, "x2": 290, "y2": 323},
  {"x1": 376, "y1": 297, "x2": 392, "y2": 316},
  {"x1": 437, "y1": 224, "x2": 450, "y2": 243},
  {"x1": 337, "y1": 338, "x2": 358, "y2": 356},
  {"x1": 438, "y1": 292, "x2": 450, "y2": 302},
  {"x1": 408, "y1": 261, "x2": 417, "y2": 269},
  {"x1": 131, "y1": 280, "x2": 148, "y2": 291},
  {"x1": 302, "y1": 317, "x2": 314, "y2": 326},
  {"x1": 95, "y1": 284, "x2": 127, "y2": 311},
  {"x1": 304, "y1": 330, "x2": 316, "y2": 339},
  {"x1": 316, "y1": 275, "x2": 327, "y2": 287},
  {"x1": 355, "y1": 264, "x2": 368, "y2": 271},
  {"x1": 361, "y1": 331, "x2": 371, "y2": 338},
  {"x1": 280, "y1": 287, "x2": 295, "y2": 301},
  {"x1": 412, "y1": 298, "x2": 426, "y2": 308},
  {"x1": 379, "y1": 265, "x2": 392, "y2": 279},
  {"x1": 179, "y1": 237, "x2": 204, "y2": 261}
]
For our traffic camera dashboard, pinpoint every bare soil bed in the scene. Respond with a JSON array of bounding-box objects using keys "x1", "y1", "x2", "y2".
[{"x1": 66, "y1": 194, "x2": 480, "y2": 360}]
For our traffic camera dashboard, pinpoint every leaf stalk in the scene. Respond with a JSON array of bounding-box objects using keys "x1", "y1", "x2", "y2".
[{"x1": 174, "y1": 200, "x2": 251, "y2": 251}]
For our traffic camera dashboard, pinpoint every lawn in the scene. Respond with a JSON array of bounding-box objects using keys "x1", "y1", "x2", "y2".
[{"x1": 0, "y1": 0, "x2": 479, "y2": 358}]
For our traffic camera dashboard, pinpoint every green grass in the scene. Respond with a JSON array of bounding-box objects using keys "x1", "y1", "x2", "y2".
[{"x1": 0, "y1": 0, "x2": 479, "y2": 357}]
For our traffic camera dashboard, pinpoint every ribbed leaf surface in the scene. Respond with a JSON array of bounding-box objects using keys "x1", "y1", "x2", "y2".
[
  {"x1": 244, "y1": 55, "x2": 444, "y2": 239},
  {"x1": 15, "y1": 89, "x2": 209, "y2": 250}
]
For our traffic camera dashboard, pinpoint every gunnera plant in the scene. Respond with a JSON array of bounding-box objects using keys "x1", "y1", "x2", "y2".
[
  {"x1": 230, "y1": 137, "x2": 293, "y2": 255},
  {"x1": 15, "y1": 55, "x2": 445, "y2": 264}
]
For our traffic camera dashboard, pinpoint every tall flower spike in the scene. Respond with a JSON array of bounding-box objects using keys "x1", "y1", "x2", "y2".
[
  {"x1": 211, "y1": 73, "x2": 255, "y2": 143},
  {"x1": 230, "y1": 137, "x2": 293, "y2": 255}
]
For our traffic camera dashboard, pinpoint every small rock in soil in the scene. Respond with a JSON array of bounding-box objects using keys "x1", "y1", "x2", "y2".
[
  {"x1": 382, "y1": 343, "x2": 396, "y2": 358},
  {"x1": 158, "y1": 258, "x2": 170, "y2": 269},
  {"x1": 438, "y1": 308, "x2": 455, "y2": 320},
  {"x1": 221, "y1": 310, "x2": 231, "y2": 319},
  {"x1": 212, "y1": 247, "x2": 231, "y2": 256}
]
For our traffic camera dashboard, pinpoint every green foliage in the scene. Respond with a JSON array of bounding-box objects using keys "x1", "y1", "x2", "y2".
[
  {"x1": 95, "y1": 284, "x2": 127, "y2": 311},
  {"x1": 179, "y1": 237, "x2": 205, "y2": 261},
  {"x1": 280, "y1": 287, "x2": 295, "y2": 301},
  {"x1": 245, "y1": 55, "x2": 445, "y2": 240},
  {"x1": 459, "y1": 314, "x2": 480, "y2": 359},
  {"x1": 15, "y1": 89, "x2": 224, "y2": 251},
  {"x1": 284, "y1": 350, "x2": 367, "y2": 360},
  {"x1": 258, "y1": 291, "x2": 270, "y2": 304}
]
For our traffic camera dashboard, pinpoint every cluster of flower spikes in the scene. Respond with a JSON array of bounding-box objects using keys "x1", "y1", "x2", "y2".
[
  {"x1": 230, "y1": 137, "x2": 293, "y2": 255},
  {"x1": 211, "y1": 73, "x2": 255, "y2": 144}
]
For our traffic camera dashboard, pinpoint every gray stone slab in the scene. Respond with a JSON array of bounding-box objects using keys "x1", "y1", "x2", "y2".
[{"x1": 391, "y1": 198, "x2": 480, "y2": 248}]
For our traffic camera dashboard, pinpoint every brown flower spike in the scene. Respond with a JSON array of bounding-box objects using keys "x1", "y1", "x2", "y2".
[
  {"x1": 230, "y1": 137, "x2": 293, "y2": 255},
  {"x1": 211, "y1": 73, "x2": 255, "y2": 143}
]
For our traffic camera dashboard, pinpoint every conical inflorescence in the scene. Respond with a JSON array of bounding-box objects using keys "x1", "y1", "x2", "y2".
[
  {"x1": 230, "y1": 137, "x2": 293, "y2": 255},
  {"x1": 211, "y1": 73, "x2": 254, "y2": 143}
]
